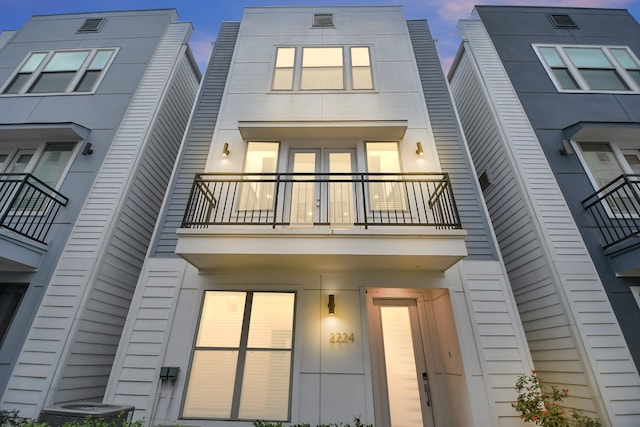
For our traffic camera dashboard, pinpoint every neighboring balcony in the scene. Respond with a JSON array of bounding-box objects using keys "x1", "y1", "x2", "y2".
[
  {"x1": 176, "y1": 172, "x2": 468, "y2": 272},
  {"x1": 582, "y1": 174, "x2": 640, "y2": 276},
  {"x1": 0, "y1": 173, "x2": 68, "y2": 271}
]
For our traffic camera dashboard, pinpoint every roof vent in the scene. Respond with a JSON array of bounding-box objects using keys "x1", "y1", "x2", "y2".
[
  {"x1": 313, "y1": 13, "x2": 334, "y2": 28},
  {"x1": 549, "y1": 14, "x2": 578, "y2": 29},
  {"x1": 78, "y1": 18, "x2": 104, "y2": 33}
]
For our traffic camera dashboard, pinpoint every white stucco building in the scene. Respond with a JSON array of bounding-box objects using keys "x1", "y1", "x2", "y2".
[{"x1": 105, "y1": 6, "x2": 534, "y2": 427}]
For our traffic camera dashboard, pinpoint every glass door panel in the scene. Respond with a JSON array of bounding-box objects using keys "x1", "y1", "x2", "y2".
[
  {"x1": 288, "y1": 148, "x2": 355, "y2": 227},
  {"x1": 328, "y1": 151, "x2": 355, "y2": 227},
  {"x1": 369, "y1": 299, "x2": 435, "y2": 427},
  {"x1": 380, "y1": 306, "x2": 424, "y2": 426},
  {"x1": 580, "y1": 143, "x2": 638, "y2": 216},
  {"x1": 290, "y1": 151, "x2": 318, "y2": 226}
]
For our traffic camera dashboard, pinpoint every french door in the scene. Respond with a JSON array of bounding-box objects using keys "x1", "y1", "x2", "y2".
[
  {"x1": 368, "y1": 298, "x2": 436, "y2": 427},
  {"x1": 288, "y1": 148, "x2": 356, "y2": 226}
]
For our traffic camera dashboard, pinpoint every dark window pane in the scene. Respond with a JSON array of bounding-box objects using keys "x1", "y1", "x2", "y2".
[
  {"x1": 74, "y1": 70, "x2": 100, "y2": 92},
  {"x1": 28, "y1": 71, "x2": 75, "y2": 93},
  {"x1": 0, "y1": 284, "x2": 27, "y2": 346},
  {"x1": 581, "y1": 69, "x2": 629, "y2": 91},
  {"x1": 3, "y1": 73, "x2": 30, "y2": 94},
  {"x1": 628, "y1": 70, "x2": 640, "y2": 87},
  {"x1": 552, "y1": 68, "x2": 579, "y2": 89}
]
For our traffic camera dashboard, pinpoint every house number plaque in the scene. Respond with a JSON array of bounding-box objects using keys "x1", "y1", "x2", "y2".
[{"x1": 329, "y1": 332, "x2": 355, "y2": 343}]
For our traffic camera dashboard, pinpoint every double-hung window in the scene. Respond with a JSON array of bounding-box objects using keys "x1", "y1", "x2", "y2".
[
  {"x1": 272, "y1": 46, "x2": 373, "y2": 91},
  {"x1": 2, "y1": 48, "x2": 116, "y2": 95},
  {"x1": 535, "y1": 45, "x2": 640, "y2": 92},
  {"x1": 183, "y1": 291, "x2": 295, "y2": 421}
]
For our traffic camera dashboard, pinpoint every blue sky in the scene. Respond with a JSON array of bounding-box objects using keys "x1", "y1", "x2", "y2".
[{"x1": 2, "y1": 0, "x2": 640, "y2": 72}]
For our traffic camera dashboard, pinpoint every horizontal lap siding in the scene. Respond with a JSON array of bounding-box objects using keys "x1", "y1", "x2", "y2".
[
  {"x1": 152, "y1": 22, "x2": 240, "y2": 257},
  {"x1": 54, "y1": 38, "x2": 199, "y2": 405},
  {"x1": 450, "y1": 20, "x2": 640, "y2": 425},
  {"x1": 106, "y1": 261, "x2": 186, "y2": 421},
  {"x1": 1, "y1": 23, "x2": 197, "y2": 417},
  {"x1": 407, "y1": 20, "x2": 498, "y2": 261},
  {"x1": 460, "y1": 261, "x2": 533, "y2": 424},
  {"x1": 450, "y1": 43, "x2": 598, "y2": 417}
]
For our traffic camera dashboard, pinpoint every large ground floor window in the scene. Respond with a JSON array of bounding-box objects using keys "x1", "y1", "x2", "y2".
[{"x1": 183, "y1": 291, "x2": 295, "y2": 421}]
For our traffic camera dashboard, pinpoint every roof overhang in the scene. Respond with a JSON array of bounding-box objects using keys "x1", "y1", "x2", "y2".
[
  {"x1": 563, "y1": 122, "x2": 640, "y2": 144},
  {"x1": 238, "y1": 120, "x2": 408, "y2": 140},
  {"x1": 0, "y1": 122, "x2": 90, "y2": 142}
]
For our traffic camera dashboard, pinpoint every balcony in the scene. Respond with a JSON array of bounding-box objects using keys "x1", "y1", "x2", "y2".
[
  {"x1": 0, "y1": 173, "x2": 68, "y2": 270},
  {"x1": 582, "y1": 174, "x2": 640, "y2": 276},
  {"x1": 176, "y1": 173, "x2": 467, "y2": 272}
]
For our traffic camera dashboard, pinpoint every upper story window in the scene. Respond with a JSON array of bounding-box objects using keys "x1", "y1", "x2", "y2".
[
  {"x1": 535, "y1": 45, "x2": 640, "y2": 93},
  {"x1": 272, "y1": 46, "x2": 373, "y2": 91},
  {"x1": 1, "y1": 142, "x2": 76, "y2": 188},
  {"x1": 301, "y1": 47, "x2": 344, "y2": 90},
  {"x1": 2, "y1": 48, "x2": 116, "y2": 95},
  {"x1": 576, "y1": 142, "x2": 640, "y2": 217}
]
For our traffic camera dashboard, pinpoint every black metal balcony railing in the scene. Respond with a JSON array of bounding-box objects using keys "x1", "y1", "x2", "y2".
[
  {"x1": 0, "y1": 173, "x2": 69, "y2": 244},
  {"x1": 182, "y1": 172, "x2": 462, "y2": 230},
  {"x1": 582, "y1": 174, "x2": 640, "y2": 249}
]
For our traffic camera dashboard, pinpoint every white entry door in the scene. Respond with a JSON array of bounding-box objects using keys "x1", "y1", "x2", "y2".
[
  {"x1": 289, "y1": 148, "x2": 355, "y2": 226},
  {"x1": 368, "y1": 298, "x2": 436, "y2": 427}
]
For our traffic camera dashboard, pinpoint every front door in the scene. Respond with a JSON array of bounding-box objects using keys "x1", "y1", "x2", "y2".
[
  {"x1": 289, "y1": 148, "x2": 355, "y2": 226},
  {"x1": 368, "y1": 298, "x2": 436, "y2": 427}
]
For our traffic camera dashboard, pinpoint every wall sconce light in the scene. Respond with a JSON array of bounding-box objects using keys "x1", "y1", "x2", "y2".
[
  {"x1": 416, "y1": 141, "x2": 424, "y2": 156},
  {"x1": 81, "y1": 142, "x2": 94, "y2": 156},
  {"x1": 222, "y1": 142, "x2": 230, "y2": 157},
  {"x1": 328, "y1": 294, "x2": 335, "y2": 316},
  {"x1": 560, "y1": 139, "x2": 573, "y2": 156}
]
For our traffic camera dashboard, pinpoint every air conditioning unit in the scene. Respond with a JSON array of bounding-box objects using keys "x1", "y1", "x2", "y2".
[{"x1": 38, "y1": 402, "x2": 135, "y2": 427}]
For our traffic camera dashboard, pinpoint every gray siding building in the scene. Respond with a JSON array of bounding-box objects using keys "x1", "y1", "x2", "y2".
[
  {"x1": 105, "y1": 6, "x2": 534, "y2": 427},
  {"x1": 0, "y1": 9, "x2": 200, "y2": 418},
  {"x1": 449, "y1": 6, "x2": 640, "y2": 426}
]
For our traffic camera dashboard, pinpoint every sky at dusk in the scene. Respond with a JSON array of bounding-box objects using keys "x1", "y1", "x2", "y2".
[{"x1": 1, "y1": 0, "x2": 639, "y2": 72}]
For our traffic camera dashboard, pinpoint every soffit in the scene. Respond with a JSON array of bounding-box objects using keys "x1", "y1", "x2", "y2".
[{"x1": 238, "y1": 120, "x2": 408, "y2": 140}]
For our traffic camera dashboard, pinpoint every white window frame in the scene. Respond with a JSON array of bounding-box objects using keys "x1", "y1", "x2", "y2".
[
  {"x1": 0, "y1": 141, "x2": 79, "y2": 190},
  {"x1": 574, "y1": 140, "x2": 640, "y2": 218},
  {"x1": 631, "y1": 287, "x2": 640, "y2": 310},
  {"x1": 534, "y1": 44, "x2": 640, "y2": 93},
  {"x1": 271, "y1": 45, "x2": 374, "y2": 92},
  {"x1": 182, "y1": 290, "x2": 296, "y2": 422},
  {"x1": 1, "y1": 48, "x2": 118, "y2": 95}
]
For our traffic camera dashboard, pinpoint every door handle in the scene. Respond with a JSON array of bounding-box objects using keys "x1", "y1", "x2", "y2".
[{"x1": 422, "y1": 372, "x2": 432, "y2": 407}]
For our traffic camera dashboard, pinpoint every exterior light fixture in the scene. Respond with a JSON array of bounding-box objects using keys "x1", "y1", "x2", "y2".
[
  {"x1": 328, "y1": 294, "x2": 335, "y2": 316},
  {"x1": 416, "y1": 141, "x2": 424, "y2": 156},
  {"x1": 560, "y1": 139, "x2": 573, "y2": 156},
  {"x1": 222, "y1": 142, "x2": 230, "y2": 157},
  {"x1": 82, "y1": 142, "x2": 94, "y2": 156}
]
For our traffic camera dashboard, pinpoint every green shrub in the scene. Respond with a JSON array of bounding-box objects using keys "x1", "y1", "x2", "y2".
[
  {"x1": 513, "y1": 371, "x2": 601, "y2": 427},
  {"x1": 252, "y1": 417, "x2": 372, "y2": 427}
]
